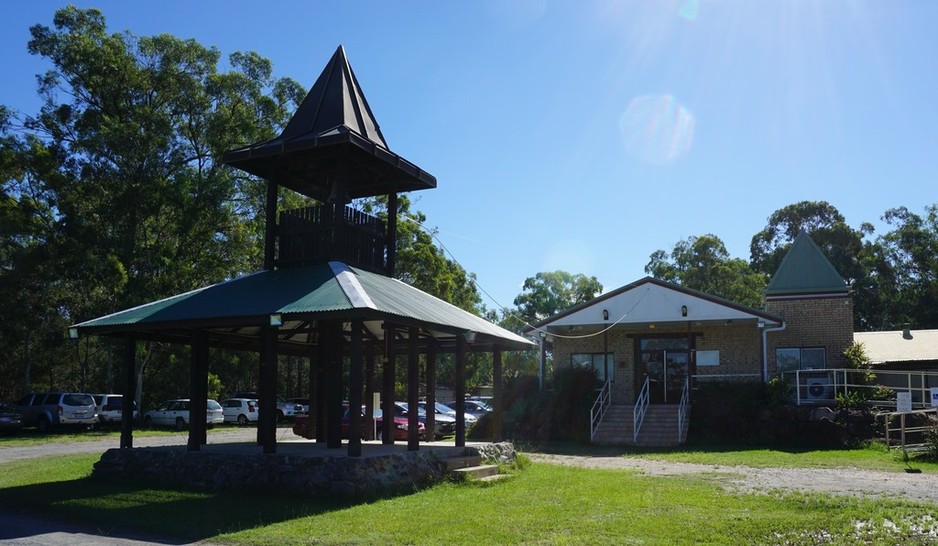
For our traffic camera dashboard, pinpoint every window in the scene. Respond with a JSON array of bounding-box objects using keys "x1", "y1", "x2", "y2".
[
  {"x1": 776, "y1": 347, "x2": 826, "y2": 373},
  {"x1": 696, "y1": 350, "x2": 720, "y2": 367},
  {"x1": 571, "y1": 353, "x2": 614, "y2": 382}
]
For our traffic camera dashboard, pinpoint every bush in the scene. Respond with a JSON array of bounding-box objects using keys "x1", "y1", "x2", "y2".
[{"x1": 473, "y1": 368, "x2": 599, "y2": 443}]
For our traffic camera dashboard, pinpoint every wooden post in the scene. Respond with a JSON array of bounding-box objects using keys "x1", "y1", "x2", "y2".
[
  {"x1": 307, "y1": 336, "x2": 319, "y2": 440},
  {"x1": 425, "y1": 343, "x2": 437, "y2": 442},
  {"x1": 387, "y1": 193, "x2": 398, "y2": 276},
  {"x1": 316, "y1": 328, "x2": 327, "y2": 443},
  {"x1": 382, "y1": 324, "x2": 396, "y2": 444},
  {"x1": 407, "y1": 326, "x2": 420, "y2": 451},
  {"x1": 364, "y1": 341, "x2": 376, "y2": 440},
  {"x1": 493, "y1": 348, "x2": 503, "y2": 442},
  {"x1": 263, "y1": 181, "x2": 279, "y2": 270},
  {"x1": 348, "y1": 320, "x2": 364, "y2": 457},
  {"x1": 455, "y1": 335, "x2": 467, "y2": 447},
  {"x1": 120, "y1": 337, "x2": 136, "y2": 449},
  {"x1": 188, "y1": 330, "x2": 209, "y2": 451},
  {"x1": 324, "y1": 322, "x2": 343, "y2": 449},
  {"x1": 260, "y1": 326, "x2": 278, "y2": 454}
]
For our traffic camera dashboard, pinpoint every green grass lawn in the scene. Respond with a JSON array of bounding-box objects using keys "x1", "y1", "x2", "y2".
[
  {"x1": 526, "y1": 440, "x2": 938, "y2": 474},
  {"x1": 1, "y1": 453, "x2": 936, "y2": 545}
]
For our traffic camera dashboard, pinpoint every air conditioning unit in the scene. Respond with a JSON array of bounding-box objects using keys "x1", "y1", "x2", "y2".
[{"x1": 805, "y1": 376, "x2": 833, "y2": 401}]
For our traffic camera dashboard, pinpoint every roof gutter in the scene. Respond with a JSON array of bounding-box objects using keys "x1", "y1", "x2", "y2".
[{"x1": 761, "y1": 321, "x2": 787, "y2": 382}]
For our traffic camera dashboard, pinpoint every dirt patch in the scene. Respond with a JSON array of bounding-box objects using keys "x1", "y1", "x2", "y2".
[{"x1": 527, "y1": 453, "x2": 938, "y2": 505}]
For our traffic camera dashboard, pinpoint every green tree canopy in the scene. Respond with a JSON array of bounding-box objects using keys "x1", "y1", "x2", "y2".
[
  {"x1": 512, "y1": 271, "x2": 603, "y2": 327},
  {"x1": 0, "y1": 6, "x2": 304, "y2": 398},
  {"x1": 645, "y1": 234, "x2": 766, "y2": 307}
]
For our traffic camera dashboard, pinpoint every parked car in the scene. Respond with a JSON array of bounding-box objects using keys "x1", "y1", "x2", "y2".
[
  {"x1": 396, "y1": 401, "x2": 455, "y2": 439},
  {"x1": 220, "y1": 398, "x2": 259, "y2": 425},
  {"x1": 231, "y1": 392, "x2": 302, "y2": 421},
  {"x1": 291, "y1": 404, "x2": 424, "y2": 441},
  {"x1": 418, "y1": 400, "x2": 477, "y2": 428},
  {"x1": 143, "y1": 399, "x2": 224, "y2": 430},
  {"x1": 15, "y1": 392, "x2": 97, "y2": 432},
  {"x1": 287, "y1": 397, "x2": 310, "y2": 415},
  {"x1": 463, "y1": 399, "x2": 493, "y2": 418},
  {"x1": 0, "y1": 402, "x2": 23, "y2": 433},
  {"x1": 92, "y1": 394, "x2": 138, "y2": 424}
]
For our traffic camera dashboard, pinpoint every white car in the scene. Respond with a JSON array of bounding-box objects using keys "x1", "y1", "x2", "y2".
[
  {"x1": 220, "y1": 398, "x2": 259, "y2": 425},
  {"x1": 143, "y1": 399, "x2": 224, "y2": 430},
  {"x1": 92, "y1": 394, "x2": 139, "y2": 424}
]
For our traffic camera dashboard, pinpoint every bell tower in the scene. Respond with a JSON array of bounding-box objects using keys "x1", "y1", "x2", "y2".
[{"x1": 224, "y1": 46, "x2": 436, "y2": 276}]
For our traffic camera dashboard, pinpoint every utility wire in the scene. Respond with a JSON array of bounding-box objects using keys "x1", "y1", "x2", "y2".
[{"x1": 400, "y1": 213, "x2": 649, "y2": 340}]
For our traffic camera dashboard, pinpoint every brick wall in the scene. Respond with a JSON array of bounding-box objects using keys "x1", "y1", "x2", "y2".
[
  {"x1": 552, "y1": 323, "x2": 764, "y2": 404},
  {"x1": 764, "y1": 295, "x2": 854, "y2": 373}
]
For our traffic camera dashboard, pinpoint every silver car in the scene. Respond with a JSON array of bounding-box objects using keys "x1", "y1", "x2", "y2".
[
  {"x1": 15, "y1": 392, "x2": 97, "y2": 432},
  {"x1": 143, "y1": 399, "x2": 224, "y2": 430}
]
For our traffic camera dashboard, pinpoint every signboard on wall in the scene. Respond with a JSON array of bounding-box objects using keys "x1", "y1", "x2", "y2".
[
  {"x1": 930, "y1": 388, "x2": 938, "y2": 408},
  {"x1": 896, "y1": 391, "x2": 913, "y2": 413},
  {"x1": 696, "y1": 350, "x2": 719, "y2": 367}
]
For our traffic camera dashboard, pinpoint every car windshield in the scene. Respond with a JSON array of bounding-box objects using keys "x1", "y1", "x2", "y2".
[{"x1": 435, "y1": 402, "x2": 455, "y2": 413}]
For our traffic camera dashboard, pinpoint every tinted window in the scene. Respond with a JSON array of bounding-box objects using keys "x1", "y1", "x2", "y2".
[
  {"x1": 207, "y1": 400, "x2": 221, "y2": 410},
  {"x1": 63, "y1": 394, "x2": 94, "y2": 406},
  {"x1": 16, "y1": 394, "x2": 33, "y2": 406},
  {"x1": 43, "y1": 394, "x2": 59, "y2": 405}
]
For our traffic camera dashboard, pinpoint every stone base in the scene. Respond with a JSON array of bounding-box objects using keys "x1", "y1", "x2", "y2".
[{"x1": 92, "y1": 441, "x2": 503, "y2": 500}]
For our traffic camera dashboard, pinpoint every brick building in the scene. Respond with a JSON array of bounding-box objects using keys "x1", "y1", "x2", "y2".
[{"x1": 528, "y1": 232, "x2": 854, "y2": 445}]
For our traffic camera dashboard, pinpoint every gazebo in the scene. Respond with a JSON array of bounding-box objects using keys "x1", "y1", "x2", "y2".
[{"x1": 71, "y1": 45, "x2": 532, "y2": 458}]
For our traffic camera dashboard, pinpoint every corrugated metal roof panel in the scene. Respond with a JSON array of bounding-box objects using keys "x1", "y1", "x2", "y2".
[{"x1": 854, "y1": 329, "x2": 938, "y2": 364}]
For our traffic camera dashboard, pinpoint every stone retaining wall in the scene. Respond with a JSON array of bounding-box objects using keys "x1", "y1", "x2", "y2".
[{"x1": 92, "y1": 447, "x2": 449, "y2": 500}]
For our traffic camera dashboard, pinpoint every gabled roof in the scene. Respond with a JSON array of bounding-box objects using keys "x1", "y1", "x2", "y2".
[
  {"x1": 525, "y1": 277, "x2": 783, "y2": 333},
  {"x1": 73, "y1": 262, "x2": 532, "y2": 353},
  {"x1": 853, "y1": 329, "x2": 938, "y2": 365},
  {"x1": 223, "y1": 46, "x2": 436, "y2": 201},
  {"x1": 765, "y1": 232, "x2": 848, "y2": 297}
]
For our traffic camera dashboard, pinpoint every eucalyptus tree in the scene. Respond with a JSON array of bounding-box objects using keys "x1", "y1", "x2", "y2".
[
  {"x1": 0, "y1": 6, "x2": 304, "y2": 397},
  {"x1": 646, "y1": 234, "x2": 766, "y2": 308}
]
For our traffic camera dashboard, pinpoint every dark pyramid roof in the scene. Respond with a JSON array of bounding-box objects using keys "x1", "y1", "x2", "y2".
[
  {"x1": 765, "y1": 231, "x2": 848, "y2": 296},
  {"x1": 279, "y1": 45, "x2": 387, "y2": 147},
  {"x1": 223, "y1": 46, "x2": 435, "y2": 201}
]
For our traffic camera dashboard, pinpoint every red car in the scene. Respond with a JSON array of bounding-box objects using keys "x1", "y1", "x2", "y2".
[{"x1": 292, "y1": 406, "x2": 425, "y2": 441}]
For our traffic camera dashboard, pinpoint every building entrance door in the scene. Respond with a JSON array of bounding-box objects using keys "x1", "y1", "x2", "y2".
[{"x1": 638, "y1": 337, "x2": 691, "y2": 404}]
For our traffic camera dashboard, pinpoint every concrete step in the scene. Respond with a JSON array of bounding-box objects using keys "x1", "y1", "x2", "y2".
[
  {"x1": 440, "y1": 455, "x2": 482, "y2": 471},
  {"x1": 453, "y1": 464, "x2": 500, "y2": 480}
]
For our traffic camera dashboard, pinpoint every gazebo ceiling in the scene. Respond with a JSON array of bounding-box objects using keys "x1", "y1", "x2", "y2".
[{"x1": 223, "y1": 45, "x2": 436, "y2": 201}]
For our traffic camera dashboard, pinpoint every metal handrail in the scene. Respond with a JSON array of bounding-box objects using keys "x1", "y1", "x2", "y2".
[
  {"x1": 783, "y1": 368, "x2": 938, "y2": 408},
  {"x1": 879, "y1": 408, "x2": 937, "y2": 455},
  {"x1": 633, "y1": 376, "x2": 650, "y2": 443},
  {"x1": 590, "y1": 380, "x2": 612, "y2": 442},
  {"x1": 677, "y1": 376, "x2": 690, "y2": 443}
]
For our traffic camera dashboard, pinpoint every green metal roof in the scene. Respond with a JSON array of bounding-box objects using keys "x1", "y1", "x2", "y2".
[
  {"x1": 73, "y1": 262, "x2": 532, "y2": 351},
  {"x1": 765, "y1": 232, "x2": 848, "y2": 296}
]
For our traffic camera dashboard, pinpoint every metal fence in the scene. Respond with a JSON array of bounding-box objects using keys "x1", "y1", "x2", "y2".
[{"x1": 781, "y1": 368, "x2": 938, "y2": 409}]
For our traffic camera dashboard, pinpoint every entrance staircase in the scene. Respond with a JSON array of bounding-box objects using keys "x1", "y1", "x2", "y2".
[{"x1": 592, "y1": 404, "x2": 689, "y2": 447}]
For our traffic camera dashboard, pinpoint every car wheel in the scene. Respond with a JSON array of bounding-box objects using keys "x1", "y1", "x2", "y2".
[
  {"x1": 144, "y1": 416, "x2": 152, "y2": 428},
  {"x1": 237, "y1": 414, "x2": 248, "y2": 426},
  {"x1": 175, "y1": 417, "x2": 186, "y2": 431},
  {"x1": 37, "y1": 416, "x2": 50, "y2": 433}
]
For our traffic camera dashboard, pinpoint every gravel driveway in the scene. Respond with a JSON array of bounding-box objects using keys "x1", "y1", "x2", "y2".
[{"x1": 527, "y1": 452, "x2": 938, "y2": 505}]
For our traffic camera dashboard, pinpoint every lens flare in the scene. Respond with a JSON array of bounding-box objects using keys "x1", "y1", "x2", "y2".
[
  {"x1": 678, "y1": 0, "x2": 699, "y2": 21},
  {"x1": 619, "y1": 95, "x2": 695, "y2": 164}
]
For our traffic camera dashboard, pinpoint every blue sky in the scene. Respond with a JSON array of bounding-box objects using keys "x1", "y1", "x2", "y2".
[{"x1": 2, "y1": 1, "x2": 936, "y2": 312}]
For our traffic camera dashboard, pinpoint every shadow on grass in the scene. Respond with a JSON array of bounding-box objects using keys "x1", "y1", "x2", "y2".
[{"x1": 0, "y1": 475, "x2": 364, "y2": 543}]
